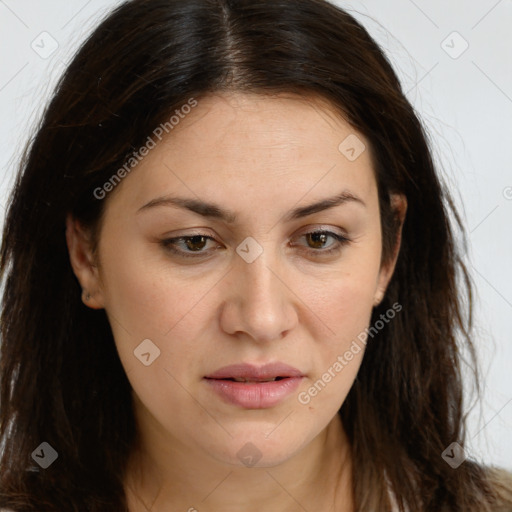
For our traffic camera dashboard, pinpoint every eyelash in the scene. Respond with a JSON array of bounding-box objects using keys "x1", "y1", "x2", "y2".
[{"x1": 160, "y1": 230, "x2": 350, "y2": 259}]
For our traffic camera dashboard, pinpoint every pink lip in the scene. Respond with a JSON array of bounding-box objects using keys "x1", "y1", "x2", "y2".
[{"x1": 204, "y1": 363, "x2": 304, "y2": 409}]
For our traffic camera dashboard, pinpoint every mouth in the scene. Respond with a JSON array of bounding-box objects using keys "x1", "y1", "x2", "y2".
[
  {"x1": 213, "y1": 376, "x2": 288, "y2": 383},
  {"x1": 204, "y1": 362, "x2": 304, "y2": 382},
  {"x1": 204, "y1": 362, "x2": 304, "y2": 408}
]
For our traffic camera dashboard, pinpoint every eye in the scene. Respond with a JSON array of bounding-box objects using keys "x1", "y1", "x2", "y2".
[
  {"x1": 292, "y1": 229, "x2": 350, "y2": 256},
  {"x1": 160, "y1": 235, "x2": 221, "y2": 258},
  {"x1": 160, "y1": 229, "x2": 351, "y2": 260}
]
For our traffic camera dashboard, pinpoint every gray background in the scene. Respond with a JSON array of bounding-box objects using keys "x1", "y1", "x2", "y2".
[{"x1": 0, "y1": 0, "x2": 511, "y2": 469}]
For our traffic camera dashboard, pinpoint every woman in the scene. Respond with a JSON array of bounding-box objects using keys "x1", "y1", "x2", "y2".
[{"x1": 0, "y1": 0, "x2": 510, "y2": 510}]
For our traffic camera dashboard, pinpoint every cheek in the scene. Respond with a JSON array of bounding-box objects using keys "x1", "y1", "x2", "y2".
[
  {"x1": 99, "y1": 252, "x2": 207, "y2": 424},
  {"x1": 310, "y1": 277, "x2": 374, "y2": 358},
  {"x1": 97, "y1": 243, "x2": 233, "y2": 415},
  {"x1": 295, "y1": 257, "x2": 380, "y2": 407},
  {"x1": 301, "y1": 249, "x2": 381, "y2": 337},
  {"x1": 98, "y1": 235, "x2": 207, "y2": 338}
]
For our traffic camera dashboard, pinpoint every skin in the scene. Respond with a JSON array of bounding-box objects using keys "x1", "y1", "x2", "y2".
[{"x1": 66, "y1": 92, "x2": 406, "y2": 512}]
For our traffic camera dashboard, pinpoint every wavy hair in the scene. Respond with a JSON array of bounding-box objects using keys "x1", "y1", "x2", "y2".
[{"x1": 0, "y1": 0, "x2": 510, "y2": 510}]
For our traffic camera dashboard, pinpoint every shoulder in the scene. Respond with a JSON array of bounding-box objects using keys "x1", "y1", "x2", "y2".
[{"x1": 487, "y1": 467, "x2": 512, "y2": 511}]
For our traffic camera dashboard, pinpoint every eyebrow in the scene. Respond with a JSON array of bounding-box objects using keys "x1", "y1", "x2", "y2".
[{"x1": 137, "y1": 190, "x2": 365, "y2": 223}]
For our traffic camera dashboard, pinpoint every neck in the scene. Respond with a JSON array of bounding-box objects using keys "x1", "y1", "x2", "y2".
[{"x1": 124, "y1": 410, "x2": 354, "y2": 512}]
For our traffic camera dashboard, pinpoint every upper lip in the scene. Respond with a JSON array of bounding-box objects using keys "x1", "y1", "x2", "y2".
[{"x1": 205, "y1": 362, "x2": 304, "y2": 381}]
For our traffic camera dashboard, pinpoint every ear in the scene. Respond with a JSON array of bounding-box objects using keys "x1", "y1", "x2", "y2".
[
  {"x1": 65, "y1": 214, "x2": 105, "y2": 309},
  {"x1": 373, "y1": 194, "x2": 407, "y2": 306}
]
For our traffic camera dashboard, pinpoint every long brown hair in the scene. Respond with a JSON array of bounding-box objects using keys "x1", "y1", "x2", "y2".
[{"x1": 0, "y1": 0, "x2": 509, "y2": 510}]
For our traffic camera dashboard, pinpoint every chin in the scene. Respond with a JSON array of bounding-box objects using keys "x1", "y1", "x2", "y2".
[{"x1": 206, "y1": 431, "x2": 309, "y2": 469}]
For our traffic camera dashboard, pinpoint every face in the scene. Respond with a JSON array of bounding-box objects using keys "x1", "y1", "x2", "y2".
[{"x1": 67, "y1": 92, "x2": 402, "y2": 468}]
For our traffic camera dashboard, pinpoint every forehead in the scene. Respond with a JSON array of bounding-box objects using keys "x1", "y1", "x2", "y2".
[
  {"x1": 163, "y1": 92, "x2": 364, "y2": 162},
  {"x1": 105, "y1": 91, "x2": 377, "y2": 217}
]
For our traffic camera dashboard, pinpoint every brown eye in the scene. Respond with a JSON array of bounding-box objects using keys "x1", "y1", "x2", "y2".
[
  {"x1": 293, "y1": 230, "x2": 350, "y2": 256},
  {"x1": 305, "y1": 232, "x2": 330, "y2": 249},
  {"x1": 161, "y1": 229, "x2": 350, "y2": 261},
  {"x1": 161, "y1": 234, "x2": 220, "y2": 258},
  {"x1": 183, "y1": 235, "x2": 208, "y2": 251}
]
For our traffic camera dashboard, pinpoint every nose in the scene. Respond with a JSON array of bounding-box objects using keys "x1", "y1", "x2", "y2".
[{"x1": 219, "y1": 249, "x2": 298, "y2": 343}]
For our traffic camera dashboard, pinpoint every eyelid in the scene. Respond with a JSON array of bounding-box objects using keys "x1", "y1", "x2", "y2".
[{"x1": 294, "y1": 225, "x2": 349, "y2": 239}]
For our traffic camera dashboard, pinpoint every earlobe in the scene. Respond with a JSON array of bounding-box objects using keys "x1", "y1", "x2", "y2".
[{"x1": 65, "y1": 214, "x2": 105, "y2": 309}]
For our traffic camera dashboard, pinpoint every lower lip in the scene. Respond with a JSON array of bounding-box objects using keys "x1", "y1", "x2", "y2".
[{"x1": 204, "y1": 377, "x2": 303, "y2": 409}]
